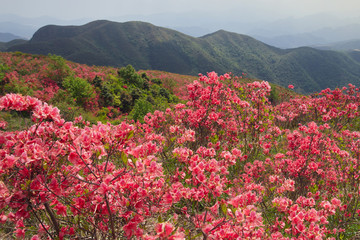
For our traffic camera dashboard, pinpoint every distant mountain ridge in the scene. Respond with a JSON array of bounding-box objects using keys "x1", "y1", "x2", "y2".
[
  {"x1": 6, "y1": 20, "x2": 360, "y2": 94},
  {"x1": 253, "y1": 24, "x2": 360, "y2": 49},
  {"x1": 312, "y1": 39, "x2": 360, "y2": 51},
  {"x1": 0, "y1": 39, "x2": 27, "y2": 51},
  {"x1": 0, "y1": 32, "x2": 24, "y2": 42}
]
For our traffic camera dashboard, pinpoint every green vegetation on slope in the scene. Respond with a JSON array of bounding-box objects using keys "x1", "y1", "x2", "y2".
[{"x1": 0, "y1": 52, "x2": 179, "y2": 129}]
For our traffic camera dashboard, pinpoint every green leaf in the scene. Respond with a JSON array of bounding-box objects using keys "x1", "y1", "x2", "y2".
[
  {"x1": 127, "y1": 130, "x2": 134, "y2": 140},
  {"x1": 104, "y1": 143, "x2": 110, "y2": 150},
  {"x1": 211, "y1": 134, "x2": 219, "y2": 144},
  {"x1": 221, "y1": 203, "x2": 227, "y2": 216},
  {"x1": 121, "y1": 152, "x2": 128, "y2": 166}
]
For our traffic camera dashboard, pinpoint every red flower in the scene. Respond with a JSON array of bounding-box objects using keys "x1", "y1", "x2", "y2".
[
  {"x1": 14, "y1": 228, "x2": 25, "y2": 238},
  {"x1": 54, "y1": 203, "x2": 67, "y2": 217}
]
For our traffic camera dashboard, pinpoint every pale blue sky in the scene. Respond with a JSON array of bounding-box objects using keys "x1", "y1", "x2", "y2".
[{"x1": 1, "y1": 0, "x2": 359, "y2": 21}]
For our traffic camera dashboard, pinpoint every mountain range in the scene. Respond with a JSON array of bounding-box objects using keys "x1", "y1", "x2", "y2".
[
  {"x1": 312, "y1": 39, "x2": 360, "y2": 51},
  {"x1": 0, "y1": 32, "x2": 25, "y2": 42},
  {"x1": 4, "y1": 20, "x2": 360, "y2": 94},
  {"x1": 252, "y1": 23, "x2": 360, "y2": 49},
  {"x1": 0, "y1": 39, "x2": 27, "y2": 51}
]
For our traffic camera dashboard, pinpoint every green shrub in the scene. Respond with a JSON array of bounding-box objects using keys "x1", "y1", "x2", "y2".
[
  {"x1": 151, "y1": 78, "x2": 162, "y2": 85},
  {"x1": 100, "y1": 84, "x2": 114, "y2": 106},
  {"x1": 3, "y1": 78, "x2": 33, "y2": 96},
  {"x1": 47, "y1": 54, "x2": 71, "y2": 86},
  {"x1": 130, "y1": 98, "x2": 154, "y2": 122},
  {"x1": 159, "y1": 87, "x2": 170, "y2": 100},
  {"x1": 118, "y1": 65, "x2": 144, "y2": 88},
  {"x1": 119, "y1": 91, "x2": 133, "y2": 113},
  {"x1": 130, "y1": 88, "x2": 142, "y2": 104},
  {"x1": 63, "y1": 76, "x2": 95, "y2": 106}
]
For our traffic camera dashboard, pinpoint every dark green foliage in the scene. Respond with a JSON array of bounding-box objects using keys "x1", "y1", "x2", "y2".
[
  {"x1": 63, "y1": 76, "x2": 95, "y2": 106},
  {"x1": 93, "y1": 75, "x2": 102, "y2": 88},
  {"x1": 119, "y1": 91, "x2": 133, "y2": 113},
  {"x1": 130, "y1": 98, "x2": 154, "y2": 122},
  {"x1": 146, "y1": 95, "x2": 155, "y2": 105},
  {"x1": 96, "y1": 64, "x2": 179, "y2": 118},
  {"x1": 150, "y1": 84, "x2": 160, "y2": 97},
  {"x1": 159, "y1": 87, "x2": 170, "y2": 100},
  {"x1": 141, "y1": 73, "x2": 150, "y2": 90},
  {"x1": 100, "y1": 84, "x2": 114, "y2": 106},
  {"x1": 142, "y1": 79, "x2": 149, "y2": 90},
  {"x1": 151, "y1": 78, "x2": 162, "y2": 85},
  {"x1": 141, "y1": 72, "x2": 150, "y2": 81},
  {"x1": 117, "y1": 64, "x2": 135, "y2": 79},
  {"x1": 130, "y1": 88, "x2": 142, "y2": 104},
  {"x1": 118, "y1": 65, "x2": 144, "y2": 88}
]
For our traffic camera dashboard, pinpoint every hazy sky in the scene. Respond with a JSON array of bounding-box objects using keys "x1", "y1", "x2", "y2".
[
  {"x1": 1, "y1": 0, "x2": 360, "y2": 40},
  {"x1": 2, "y1": 0, "x2": 360, "y2": 21}
]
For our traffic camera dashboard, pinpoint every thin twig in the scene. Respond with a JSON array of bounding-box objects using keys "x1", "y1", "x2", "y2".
[{"x1": 29, "y1": 203, "x2": 55, "y2": 240}]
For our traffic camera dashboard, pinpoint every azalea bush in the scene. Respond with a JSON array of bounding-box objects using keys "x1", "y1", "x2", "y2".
[{"x1": 1, "y1": 71, "x2": 360, "y2": 239}]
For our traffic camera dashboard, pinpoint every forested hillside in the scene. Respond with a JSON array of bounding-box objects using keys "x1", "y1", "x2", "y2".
[{"x1": 6, "y1": 20, "x2": 360, "y2": 94}]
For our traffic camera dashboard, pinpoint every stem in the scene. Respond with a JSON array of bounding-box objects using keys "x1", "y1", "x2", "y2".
[
  {"x1": 105, "y1": 194, "x2": 116, "y2": 239},
  {"x1": 30, "y1": 203, "x2": 55, "y2": 240},
  {"x1": 104, "y1": 143, "x2": 116, "y2": 173},
  {"x1": 203, "y1": 209, "x2": 208, "y2": 225},
  {"x1": 209, "y1": 218, "x2": 232, "y2": 233},
  {"x1": 261, "y1": 201, "x2": 271, "y2": 225},
  {"x1": 201, "y1": 229, "x2": 208, "y2": 240},
  {"x1": 44, "y1": 202, "x2": 60, "y2": 237},
  {"x1": 70, "y1": 143, "x2": 99, "y2": 179}
]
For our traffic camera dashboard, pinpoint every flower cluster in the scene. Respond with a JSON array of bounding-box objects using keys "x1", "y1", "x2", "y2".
[{"x1": 1, "y1": 70, "x2": 360, "y2": 239}]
